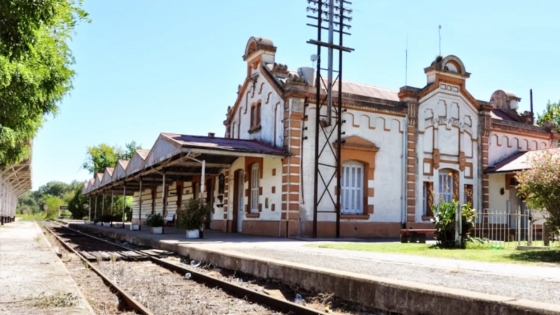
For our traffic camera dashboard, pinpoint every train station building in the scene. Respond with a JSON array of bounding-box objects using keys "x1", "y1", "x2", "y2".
[{"x1": 82, "y1": 36, "x2": 560, "y2": 238}]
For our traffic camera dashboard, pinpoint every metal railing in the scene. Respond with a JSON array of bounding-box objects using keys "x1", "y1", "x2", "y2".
[{"x1": 471, "y1": 206, "x2": 558, "y2": 249}]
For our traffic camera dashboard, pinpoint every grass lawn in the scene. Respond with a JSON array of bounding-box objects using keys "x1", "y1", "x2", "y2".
[
  {"x1": 310, "y1": 242, "x2": 560, "y2": 264},
  {"x1": 16, "y1": 213, "x2": 47, "y2": 221}
]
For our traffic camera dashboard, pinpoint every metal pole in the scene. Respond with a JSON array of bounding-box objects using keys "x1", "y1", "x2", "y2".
[
  {"x1": 88, "y1": 197, "x2": 91, "y2": 223},
  {"x1": 110, "y1": 190, "x2": 114, "y2": 227},
  {"x1": 94, "y1": 195, "x2": 98, "y2": 221},
  {"x1": 162, "y1": 172, "x2": 166, "y2": 234},
  {"x1": 138, "y1": 178, "x2": 142, "y2": 231},
  {"x1": 200, "y1": 160, "x2": 206, "y2": 200},
  {"x1": 326, "y1": 0, "x2": 334, "y2": 124},
  {"x1": 335, "y1": 0, "x2": 344, "y2": 239},
  {"x1": 517, "y1": 206, "x2": 521, "y2": 246},
  {"x1": 102, "y1": 194, "x2": 105, "y2": 217},
  {"x1": 122, "y1": 184, "x2": 126, "y2": 228},
  {"x1": 311, "y1": 0, "x2": 323, "y2": 238}
]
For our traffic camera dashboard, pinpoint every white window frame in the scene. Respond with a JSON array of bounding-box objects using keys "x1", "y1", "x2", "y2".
[
  {"x1": 250, "y1": 163, "x2": 259, "y2": 213},
  {"x1": 341, "y1": 161, "x2": 364, "y2": 214},
  {"x1": 438, "y1": 171, "x2": 454, "y2": 203}
]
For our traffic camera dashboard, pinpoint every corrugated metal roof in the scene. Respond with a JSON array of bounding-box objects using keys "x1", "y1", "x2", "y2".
[
  {"x1": 161, "y1": 133, "x2": 288, "y2": 156},
  {"x1": 332, "y1": 81, "x2": 399, "y2": 101},
  {"x1": 488, "y1": 148, "x2": 560, "y2": 173}
]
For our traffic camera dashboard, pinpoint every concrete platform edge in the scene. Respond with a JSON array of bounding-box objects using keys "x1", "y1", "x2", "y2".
[{"x1": 71, "y1": 223, "x2": 560, "y2": 315}]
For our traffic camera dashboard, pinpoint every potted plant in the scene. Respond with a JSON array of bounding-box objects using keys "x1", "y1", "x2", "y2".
[
  {"x1": 176, "y1": 198, "x2": 211, "y2": 239},
  {"x1": 146, "y1": 213, "x2": 164, "y2": 234}
]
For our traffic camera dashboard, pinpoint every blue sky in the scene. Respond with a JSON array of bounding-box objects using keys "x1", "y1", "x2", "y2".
[{"x1": 32, "y1": 0, "x2": 560, "y2": 189}]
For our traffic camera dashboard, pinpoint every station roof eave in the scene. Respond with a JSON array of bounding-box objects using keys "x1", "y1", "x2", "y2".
[
  {"x1": 140, "y1": 133, "x2": 289, "y2": 180},
  {"x1": 2, "y1": 158, "x2": 32, "y2": 196},
  {"x1": 486, "y1": 148, "x2": 560, "y2": 175},
  {"x1": 85, "y1": 133, "x2": 289, "y2": 196}
]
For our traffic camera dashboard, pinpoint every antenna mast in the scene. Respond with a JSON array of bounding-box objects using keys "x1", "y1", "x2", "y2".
[
  {"x1": 438, "y1": 25, "x2": 442, "y2": 56},
  {"x1": 405, "y1": 34, "x2": 408, "y2": 86}
]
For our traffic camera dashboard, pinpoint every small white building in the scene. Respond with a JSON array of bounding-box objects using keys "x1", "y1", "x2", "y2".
[{"x1": 83, "y1": 37, "x2": 560, "y2": 238}]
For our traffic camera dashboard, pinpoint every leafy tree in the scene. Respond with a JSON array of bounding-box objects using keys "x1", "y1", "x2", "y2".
[
  {"x1": 16, "y1": 191, "x2": 40, "y2": 214},
  {"x1": 44, "y1": 195, "x2": 64, "y2": 219},
  {"x1": 68, "y1": 184, "x2": 88, "y2": 219},
  {"x1": 0, "y1": 1, "x2": 88, "y2": 168},
  {"x1": 536, "y1": 100, "x2": 560, "y2": 129},
  {"x1": 37, "y1": 181, "x2": 72, "y2": 199},
  {"x1": 82, "y1": 142, "x2": 141, "y2": 175},
  {"x1": 516, "y1": 150, "x2": 560, "y2": 232}
]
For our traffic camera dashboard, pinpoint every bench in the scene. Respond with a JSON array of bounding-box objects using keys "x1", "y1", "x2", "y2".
[
  {"x1": 400, "y1": 229, "x2": 436, "y2": 243},
  {"x1": 164, "y1": 213, "x2": 175, "y2": 226}
]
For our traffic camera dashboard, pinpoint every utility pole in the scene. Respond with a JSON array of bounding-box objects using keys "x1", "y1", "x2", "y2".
[{"x1": 307, "y1": 0, "x2": 354, "y2": 238}]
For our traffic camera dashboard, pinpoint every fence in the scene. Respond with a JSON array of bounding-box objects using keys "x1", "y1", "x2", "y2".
[{"x1": 471, "y1": 206, "x2": 558, "y2": 249}]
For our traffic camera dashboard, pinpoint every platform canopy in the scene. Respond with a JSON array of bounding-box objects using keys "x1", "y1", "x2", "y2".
[
  {"x1": 84, "y1": 133, "x2": 288, "y2": 196},
  {"x1": 1, "y1": 158, "x2": 32, "y2": 196}
]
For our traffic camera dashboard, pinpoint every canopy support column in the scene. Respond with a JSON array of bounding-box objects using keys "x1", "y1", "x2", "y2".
[
  {"x1": 138, "y1": 178, "x2": 143, "y2": 231},
  {"x1": 110, "y1": 190, "x2": 114, "y2": 227},
  {"x1": 122, "y1": 184, "x2": 126, "y2": 229},
  {"x1": 162, "y1": 172, "x2": 167, "y2": 234}
]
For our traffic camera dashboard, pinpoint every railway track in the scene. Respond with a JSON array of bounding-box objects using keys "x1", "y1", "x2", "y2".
[{"x1": 42, "y1": 222, "x2": 327, "y2": 315}]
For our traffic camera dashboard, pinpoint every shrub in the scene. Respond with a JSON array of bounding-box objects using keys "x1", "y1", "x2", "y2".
[
  {"x1": 146, "y1": 213, "x2": 164, "y2": 227},
  {"x1": 176, "y1": 198, "x2": 211, "y2": 231},
  {"x1": 516, "y1": 149, "x2": 560, "y2": 232},
  {"x1": 59, "y1": 210, "x2": 72, "y2": 219},
  {"x1": 431, "y1": 200, "x2": 476, "y2": 248},
  {"x1": 82, "y1": 216, "x2": 89, "y2": 221}
]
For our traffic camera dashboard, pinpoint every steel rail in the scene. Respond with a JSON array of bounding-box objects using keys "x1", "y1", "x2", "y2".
[
  {"x1": 55, "y1": 223, "x2": 327, "y2": 315},
  {"x1": 42, "y1": 223, "x2": 154, "y2": 315}
]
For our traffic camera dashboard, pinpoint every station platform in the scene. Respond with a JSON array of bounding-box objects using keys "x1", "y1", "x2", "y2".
[{"x1": 0, "y1": 220, "x2": 93, "y2": 315}]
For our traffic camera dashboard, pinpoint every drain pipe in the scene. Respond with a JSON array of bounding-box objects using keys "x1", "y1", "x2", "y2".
[{"x1": 401, "y1": 117, "x2": 408, "y2": 228}]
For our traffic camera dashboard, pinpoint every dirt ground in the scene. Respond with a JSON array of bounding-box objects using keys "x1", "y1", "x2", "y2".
[{"x1": 0, "y1": 221, "x2": 93, "y2": 315}]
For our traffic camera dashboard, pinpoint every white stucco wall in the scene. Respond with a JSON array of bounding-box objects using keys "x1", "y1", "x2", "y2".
[
  {"x1": 488, "y1": 132, "x2": 550, "y2": 166},
  {"x1": 300, "y1": 102, "x2": 405, "y2": 223},
  {"x1": 229, "y1": 66, "x2": 284, "y2": 148},
  {"x1": 416, "y1": 83, "x2": 480, "y2": 219},
  {"x1": 488, "y1": 174, "x2": 510, "y2": 224},
  {"x1": 220, "y1": 156, "x2": 283, "y2": 224}
]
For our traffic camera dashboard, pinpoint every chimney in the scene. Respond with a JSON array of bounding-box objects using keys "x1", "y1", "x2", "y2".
[{"x1": 208, "y1": 132, "x2": 215, "y2": 138}]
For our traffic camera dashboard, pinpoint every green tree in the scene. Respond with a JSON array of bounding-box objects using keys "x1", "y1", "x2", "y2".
[
  {"x1": 68, "y1": 185, "x2": 88, "y2": 219},
  {"x1": 516, "y1": 150, "x2": 560, "y2": 231},
  {"x1": 44, "y1": 195, "x2": 64, "y2": 219},
  {"x1": 536, "y1": 100, "x2": 560, "y2": 130},
  {"x1": 0, "y1": 1, "x2": 88, "y2": 168},
  {"x1": 16, "y1": 191, "x2": 40, "y2": 214},
  {"x1": 537, "y1": 100, "x2": 560, "y2": 125},
  {"x1": 82, "y1": 142, "x2": 141, "y2": 175}
]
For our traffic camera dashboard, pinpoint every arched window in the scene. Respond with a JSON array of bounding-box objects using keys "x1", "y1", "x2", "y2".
[
  {"x1": 341, "y1": 161, "x2": 364, "y2": 214},
  {"x1": 250, "y1": 106, "x2": 256, "y2": 128},
  {"x1": 250, "y1": 163, "x2": 259, "y2": 213},
  {"x1": 256, "y1": 102, "x2": 261, "y2": 125},
  {"x1": 438, "y1": 169, "x2": 458, "y2": 203}
]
